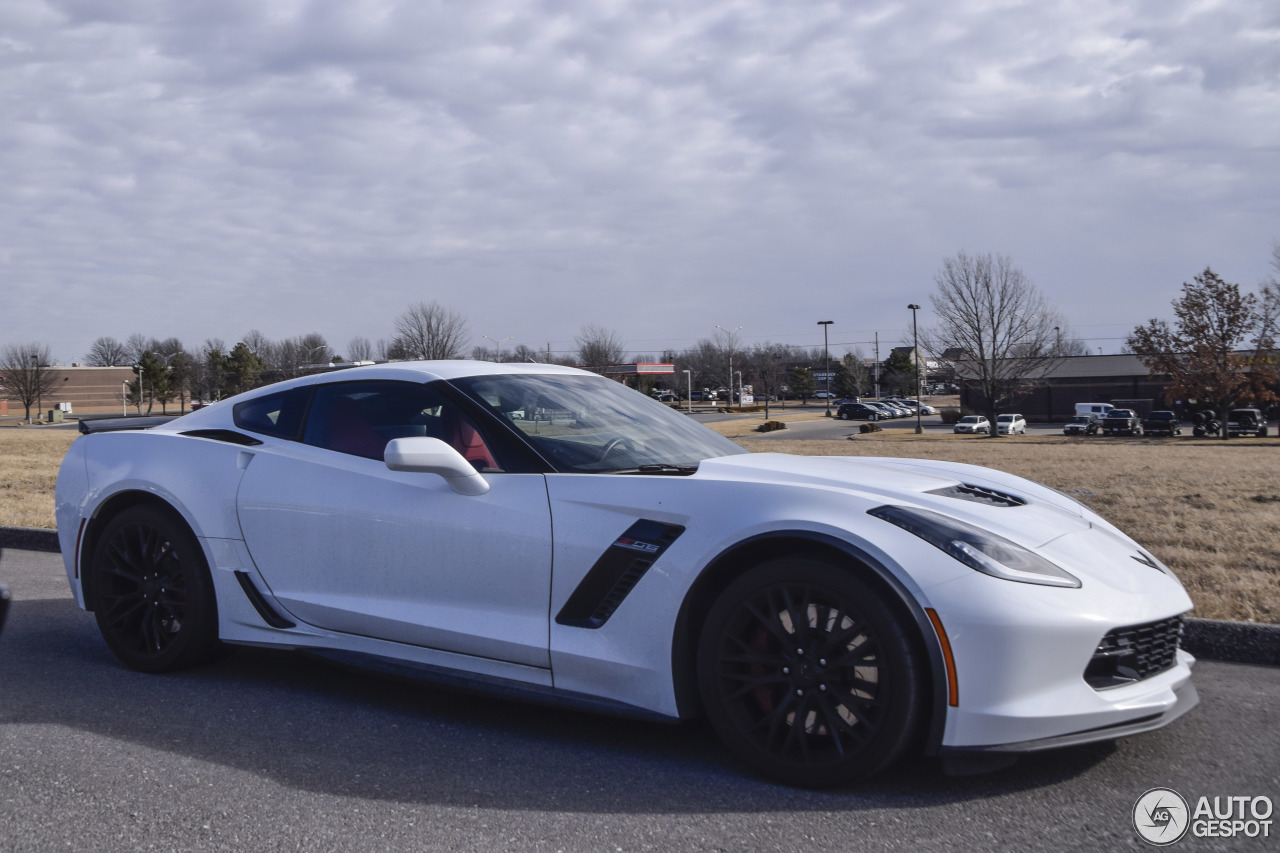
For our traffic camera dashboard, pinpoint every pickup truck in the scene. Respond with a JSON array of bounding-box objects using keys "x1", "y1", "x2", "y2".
[
  {"x1": 1102, "y1": 409, "x2": 1143, "y2": 436},
  {"x1": 1141, "y1": 411, "x2": 1181, "y2": 436}
]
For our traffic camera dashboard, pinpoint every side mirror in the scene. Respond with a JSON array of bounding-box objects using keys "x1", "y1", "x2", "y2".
[{"x1": 384, "y1": 437, "x2": 491, "y2": 496}]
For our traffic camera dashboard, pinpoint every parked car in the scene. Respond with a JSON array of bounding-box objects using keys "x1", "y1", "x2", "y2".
[
  {"x1": 55, "y1": 361, "x2": 1197, "y2": 787},
  {"x1": 1142, "y1": 411, "x2": 1182, "y2": 437},
  {"x1": 953, "y1": 415, "x2": 990, "y2": 434},
  {"x1": 1102, "y1": 409, "x2": 1143, "y2": 436},
  {"x1": 1227, "y1": 408, "x2": 1269, "y2": 437},
  {"x1": 836, "y1": 402, "x2": 882, "y2": 421},
  {"x1": 996, "y1": 414, "x2": 1027, "y2": 435},
  {"x1": 654, "y1": 394, "x2": 680, "y2": 403},
  {"x1": 1063, "y1": 416, "x2": 1098, "y2": 436},
  {"x1": 899, "y1": 400, "x2": 938, "y2": 416}
]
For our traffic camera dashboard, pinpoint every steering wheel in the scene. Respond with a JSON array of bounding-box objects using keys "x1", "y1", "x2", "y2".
[{"x1": 596, "y1": 436, "x2": 637, "y2": 464}]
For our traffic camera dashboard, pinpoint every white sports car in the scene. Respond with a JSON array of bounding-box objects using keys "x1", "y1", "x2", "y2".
[{"x1": 55, "y1": 361, "x2": 1196, "y2": 787}]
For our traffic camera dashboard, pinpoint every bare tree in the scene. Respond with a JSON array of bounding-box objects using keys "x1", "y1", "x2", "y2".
[
  {"x1": 85, "y1": 336, "x2": 129, "y2": 366},
  {"x1": 510, "y1": 343, "x2": 541, "y2": 363},
  {"x1": 924, "y1": 252, "x2": 1062, "y2": 432},
  {"x1": 574, "y1": 324, "x2": 626, "y2": 372},
  {"x1": 392, "y1": 301, "x2": 469, "y2": 360},
  {"x1": 347, "y1": 336, "x2": 373, "y2": 362},
  {"x1": 1, "y1": 343, "x2": 59, "y2": 422},
  {"x1": 125, "y1": 333, "x2": 154, "y2": 366}
]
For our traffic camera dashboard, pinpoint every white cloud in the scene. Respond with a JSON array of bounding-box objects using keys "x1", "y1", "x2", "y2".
[{"x1": 1, "y1": 0, "x2": 1277, "y2": 362}]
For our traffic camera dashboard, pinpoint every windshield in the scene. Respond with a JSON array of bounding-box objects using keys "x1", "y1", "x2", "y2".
[{"x1": 450, "y1": 373, "x2": 748, "y2": 473}]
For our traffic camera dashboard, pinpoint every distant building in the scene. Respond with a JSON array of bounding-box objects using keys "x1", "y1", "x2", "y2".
[
  {"x1": 958, "y1": 353, "x2": 1278, "y2": 421},
  {"x1": 1, "y1": 366, "x2": 135, "y2": 417}
]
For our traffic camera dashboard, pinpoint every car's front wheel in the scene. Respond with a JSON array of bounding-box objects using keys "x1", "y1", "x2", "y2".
[
  {"x1": 88, "y1": 506, "x2": 221, "y2": 673},
  {"x1": 697, "y1": 558, "x2": 925, "y2": 787}
]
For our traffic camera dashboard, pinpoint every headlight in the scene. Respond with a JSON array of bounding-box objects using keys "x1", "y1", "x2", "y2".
[{"x1": 868, "y1": 505, "x2": 1081, "y2": 588}]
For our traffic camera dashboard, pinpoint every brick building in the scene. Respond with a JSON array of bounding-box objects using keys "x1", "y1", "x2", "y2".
[{"x1": 1, "y1": 366, "x2": 135, "y2": 418}]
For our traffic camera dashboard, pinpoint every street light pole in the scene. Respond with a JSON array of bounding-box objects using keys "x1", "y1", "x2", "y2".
[
  {"x1": 908, "y1": 304, "x2": 922, "y2": 434},
  {"x1": 817, "y1": 321, "x2": 833, "y2": 416},
  {"x1": 31, "y1": 355, "x2": 40, "y2": 424},
  {"x1": 483, "y1": 335, "x2": 514, "y2": 363},
  {"x1": 682, "y1": 369, "x2": 692, "y2": 413}
]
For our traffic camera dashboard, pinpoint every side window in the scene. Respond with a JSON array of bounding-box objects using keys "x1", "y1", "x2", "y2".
[
  {"x1": 302, "y1": 381, "x2": 501, "y2": 470},
  {"x1": 232, "y1": 388, "x2": 310, "y2": 440}
]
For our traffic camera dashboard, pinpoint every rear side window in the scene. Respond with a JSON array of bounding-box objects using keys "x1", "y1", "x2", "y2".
[{"x1": 232, "y1": 388, "x2": 311, "y2": 440}]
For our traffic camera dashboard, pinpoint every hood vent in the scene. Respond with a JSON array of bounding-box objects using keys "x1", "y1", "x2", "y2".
[{"x1": 928, "y1": 483, "x2": 1026, "y2": 508}]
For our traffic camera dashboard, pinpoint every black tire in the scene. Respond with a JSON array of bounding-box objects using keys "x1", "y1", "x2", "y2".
[
  {"x1": 839, "y1": 412, "x2": 849, "y2": 420},
  {"x1": 696, "y1": 558, "x2": 925, "y2": 787},
  {"x1": 89, "y1": 506, "x2": 220, "y2": 673}
]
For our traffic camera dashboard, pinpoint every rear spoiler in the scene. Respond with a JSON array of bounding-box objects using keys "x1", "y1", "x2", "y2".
[{"x1": 78, "y1": 416, "x2": 179, "y2": 435}]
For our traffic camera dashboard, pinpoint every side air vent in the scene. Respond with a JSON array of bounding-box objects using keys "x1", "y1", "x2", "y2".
[
  {"x1": 928, "y1": 483, "x2": 1026, "y2": 507},
  {"x1": 556, "y1": 520, "x2": 685, "y2": 629},
  {"x1": 181, "y1": 429, "x2": 264, "y2": 447},
  {"x1": 234, "y1": 571, "x2": 295, "y2": 629}
]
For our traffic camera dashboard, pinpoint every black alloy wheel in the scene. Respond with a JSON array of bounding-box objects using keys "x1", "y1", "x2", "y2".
[
  {"x1": 697, "y1": 558, "x2": 924, "y2": 787},
  {"x1": 89, "y1": 506, "x2": 220, "y2": 672}
]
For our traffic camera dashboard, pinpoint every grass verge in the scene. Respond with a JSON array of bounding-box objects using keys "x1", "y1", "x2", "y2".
[{"x1": 3, "y1": 425, "x2": 1277, "y2": 623}]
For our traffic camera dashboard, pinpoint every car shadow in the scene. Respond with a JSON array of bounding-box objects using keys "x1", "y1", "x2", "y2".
[{"x1": 0, "y1": 596, "x2": 1143, "y2": 813}]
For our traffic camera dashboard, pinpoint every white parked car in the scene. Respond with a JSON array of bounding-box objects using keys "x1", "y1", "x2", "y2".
[
  {"x1": 55, "y1": 361, "x2": 1195, "y2": 787},
  {"x1": 997, "y1": 413, "x2": 1027, "y2": 435},
  {"x1": 953, "y1": 415, "x2": 990, "y2": 434}
]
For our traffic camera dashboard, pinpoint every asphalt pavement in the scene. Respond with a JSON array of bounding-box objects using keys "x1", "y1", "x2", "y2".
[{"x1": 2, "y1": 547, "x2": 1278, "y2": 851}]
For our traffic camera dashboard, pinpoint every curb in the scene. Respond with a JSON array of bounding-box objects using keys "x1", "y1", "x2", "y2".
[
  {"x1": 2, "y1": 526, "x2": 1277, "y2": 667},
  {"x1": 1182, "y1": 617, "x2": 1280, "y2": 668},
  {"x1": 0, "y1": 526, "x2": 59, "y2": 553}
]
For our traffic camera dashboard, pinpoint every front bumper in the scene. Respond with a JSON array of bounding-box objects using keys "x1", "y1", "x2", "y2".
[{"x1": 941, "y1": 676, "x2": 1198, "y2": 755}]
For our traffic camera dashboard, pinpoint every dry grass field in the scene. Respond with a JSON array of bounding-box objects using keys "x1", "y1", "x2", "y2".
[{"x1": 3, "y1": 424, "x2": 1278, "y2": 624}]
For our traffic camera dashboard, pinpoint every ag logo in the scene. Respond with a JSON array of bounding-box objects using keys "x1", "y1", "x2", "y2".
[{"x1": 1134, "y1": 788, "x2": 1190, "y2": 846}]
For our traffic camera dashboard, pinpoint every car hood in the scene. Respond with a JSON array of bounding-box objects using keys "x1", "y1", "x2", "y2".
[{"x1": 694, "y1": 453, "x2": 1105, "y2": 549}]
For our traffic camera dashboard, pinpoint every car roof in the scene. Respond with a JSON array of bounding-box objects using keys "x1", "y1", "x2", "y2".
[{"x1": 153, "y1": 360, "x2": 596, "y2": 430}]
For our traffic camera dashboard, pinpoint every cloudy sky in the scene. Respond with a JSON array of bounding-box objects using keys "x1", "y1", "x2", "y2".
[{"x1": 4, "y1": 0, "x2": 1278, "y2": 364}]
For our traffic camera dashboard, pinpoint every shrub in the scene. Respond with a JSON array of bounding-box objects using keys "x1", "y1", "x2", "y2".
[
  {"x1": 756, "y1": 420, "x2": 787, "y2": 433},
  {"x1": 859, "y1": 422, "x2": 882, "y2": 434},
  {"x1": 938, "y1": 408, "x2": 963, "y2": 425}
]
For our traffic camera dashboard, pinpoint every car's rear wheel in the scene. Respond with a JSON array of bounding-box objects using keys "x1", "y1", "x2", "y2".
[
  {"x1": 89, "y1": 506, "x2": 220, "y2": 672},
  {"x1": 697, "y1": 558, "x2": 925, "y2": 787}
]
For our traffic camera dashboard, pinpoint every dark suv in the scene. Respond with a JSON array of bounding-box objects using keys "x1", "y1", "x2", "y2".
[
  {"x1": 1141, "y1": 411, "x2": 1181, "y2": 436},
  {"x1": 1227, "y1": 409, "x2": 1269, "y2": 437}
]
